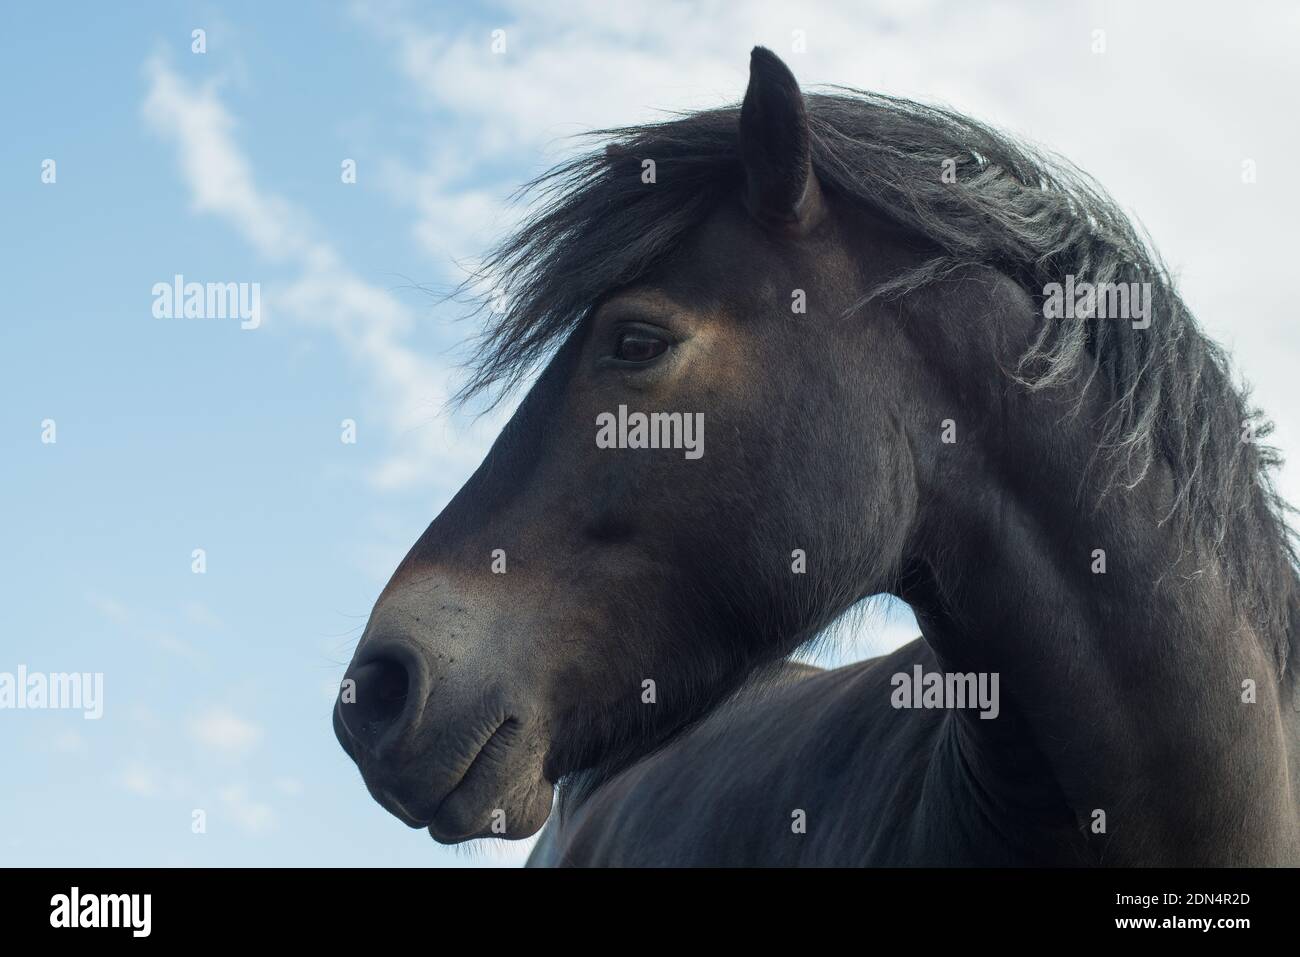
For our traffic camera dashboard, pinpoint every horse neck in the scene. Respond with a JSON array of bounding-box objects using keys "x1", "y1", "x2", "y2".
[{"x1": 897, "y1": 404, "x2": 1299, "y2": 863}]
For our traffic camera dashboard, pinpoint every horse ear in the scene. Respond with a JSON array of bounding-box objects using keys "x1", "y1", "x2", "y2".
[{"x1": 738, "y1": 46, "x2": 825, "y2": 232}]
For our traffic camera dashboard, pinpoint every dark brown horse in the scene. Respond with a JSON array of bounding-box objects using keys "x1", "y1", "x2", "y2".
[{"x1": 334, "y1": 48, "x2": 1300, "y2": 865}]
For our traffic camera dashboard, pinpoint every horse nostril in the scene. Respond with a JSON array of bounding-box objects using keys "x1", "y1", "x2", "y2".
[{"x1": 339, "y1": 656, "x2": 411, "y2": 747}]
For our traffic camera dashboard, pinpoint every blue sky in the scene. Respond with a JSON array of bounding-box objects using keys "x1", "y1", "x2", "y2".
[{"x1": 2, "y1": 1, "x2": 1297, "y2": 866}]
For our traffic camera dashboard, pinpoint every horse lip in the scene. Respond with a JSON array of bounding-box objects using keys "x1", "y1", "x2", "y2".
[{"x1": 426, "y1": 716, "x2": 516, "y2": 839}]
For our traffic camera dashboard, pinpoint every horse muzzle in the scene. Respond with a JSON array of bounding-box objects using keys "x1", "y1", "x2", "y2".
[{"x1": 333, "y1": 584, "x2": 554, "y2": 843}]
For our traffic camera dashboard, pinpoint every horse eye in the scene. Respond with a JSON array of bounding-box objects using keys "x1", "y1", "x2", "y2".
[{"x1": 615, "y1": 331, "x2": 668, "y2": 363}]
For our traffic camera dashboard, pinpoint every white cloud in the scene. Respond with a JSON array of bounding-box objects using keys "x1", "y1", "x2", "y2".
[
  {"x1": 119, "y1": 762, "x2": 188, "y2": 799},
  {"x1": 86, "y1": 593, "x2": 203, "y2": 661},
  {"x1": 189, "y1": 707, "x2": 263, "y2": 757},
  {"x1": 141, "y1": 56, "x2": 331, "y2": 268},
  {"x1": 181, "y1": 601, "x2": 224, "y2": 630},
  {"x1": 120, "y1": 765, "x2": 159, "y2": 797},
  {"x1": 141, "y1": 54, "x2": 506, "y2": 492},
  {"x1": 219, "y1": 785, "x2": 275, "y2": 833},
  {"x1": 87, "y1": 593, "x2": 130, "y2": 626}
]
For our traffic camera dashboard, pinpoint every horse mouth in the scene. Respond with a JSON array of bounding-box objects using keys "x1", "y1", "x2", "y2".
[{"x1": 422, "y1": 716, "x2": 520, "y2": 840}]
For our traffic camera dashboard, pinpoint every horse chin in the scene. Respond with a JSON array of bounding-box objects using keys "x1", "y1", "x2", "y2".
[
  {"x1": 416, "y1": 715, "x2": 556, "y2": 843},
  {"x1": 426, "y1": 769, "x2": 553, "y2": 844}
]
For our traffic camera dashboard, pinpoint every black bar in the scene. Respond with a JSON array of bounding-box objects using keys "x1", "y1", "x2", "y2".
[{"x1": 0, "y1": 867, "x2": 1291, "y2": 942}]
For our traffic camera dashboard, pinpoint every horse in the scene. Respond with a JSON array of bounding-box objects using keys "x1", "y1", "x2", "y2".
[{"x1": 333, "y1": 47, "x2": 1300, "y2": 866}]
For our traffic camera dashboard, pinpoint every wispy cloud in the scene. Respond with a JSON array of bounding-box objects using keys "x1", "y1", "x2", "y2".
[
  {"x1": 219, "y1": 785, "x2": 275, "y2": 833},
  {"x1": 141, "y1": 53, "x2": 506, "y2": 492},
  {"x1": 120, "y1": 762, "x2": 189, "y2": 800},
  {"x1": 141, "y1": 57, "x2": 332, "y2": 268},
  {"x1": 87, "y1": 593, "x2": 203, "y2": 662},
  {"x1": 189, "y1": 707, "x2": 263, "y2": 757}
]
